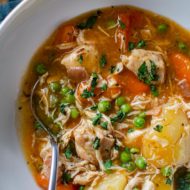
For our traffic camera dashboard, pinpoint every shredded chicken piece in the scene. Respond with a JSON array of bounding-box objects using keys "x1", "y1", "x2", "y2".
[
  {"x1": 121, "y1": 49, "x2": 166, "y2": 84},
  {"x1": 73, "y1": 171, "x2": 102, "y2": 186}
]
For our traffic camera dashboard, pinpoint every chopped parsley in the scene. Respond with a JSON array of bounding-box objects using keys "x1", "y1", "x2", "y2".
[
  {"x1": 154, "y1": 124, "x2": 163, "y2": 132},
  {"x1": 138, "y1": 61, "x2": 158, "y2": 85},
  {"x1": 60, "y1": 103, "x2": 69, "y2": 114},
  {"x1": 91, "y1": 72, "x2": 99, "y2": 90},
  {"x1": 90, "y1": 105, "x2": 98, "y2": 111},
  {"x1": 34, "y1": 121, "x2": 43, "y2": 130},
  {"x1": 137, "y1": 40, "x2": 146, "y2": 48},
  {"x1": 104, "y1": 160, "x2": 113, "y2": 172},
  {"x1": 78, "y1": 55, "x2": 83, "y2": 64},
  {"x1": 77, "y1": 15, "x2": 98, "y2": 29},
  {"x1": 100, "y1": 121, "x2": 108, "y2": 130},
  {"x1": 119, "y1": 20, "x2": 126, "y2": 29},
  {"x1": 165, "y1": 178, "x2": 172, "y2": 185},
  {"x1": 79, "y1": 186, "x2": 85, "y2": 190},
  {"x1": 81, "y1": 89, "x2": 94, "y2": 99},
  {"x1": 110, "y1": 65, "x2": 116, "y2": 74},
  {"x1": 61, "y1": 172, "x2": 72, "y2": 184},
  {"x1": 101, "y1": 83, "x2": 108, "y2": 91},
  {"x1": 150, "y1": 85, "x2": 159, "y2": 97},
  {"x1": 100, "y1": 54, "x2": 107, "y2": 68},
  {"x1": 92, "y1": 113, "x2": 102, "y2": 125},
  {"x1": 127, "y1": 128, "x2": 135, "y2": 133},
  {"x1": 111, "y1": 110, "x2": 126, "y2": 124},
  {"x1": 64, "y1": 146, "x2": 72, "y2": 159},
  {"x1": 128, "y1": 42, "x2": 135, "y2": 51},
  {"x1": 93, "y1": 137, "x2": 100, "y2": 150}
]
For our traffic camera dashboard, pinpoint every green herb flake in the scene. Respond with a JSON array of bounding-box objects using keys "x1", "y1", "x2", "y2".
[
  {"x1": 77, "y1": 15, "x2": 98, "y2": 30},
  {"x1": 64, "y1": 146, "x2": 72, "y2": 159},
  {"x1": 90, "y1": 105, "x2": 98, "y2": 111},
  {"x1": 104, "y1": 160, "x2": 113, "y2": 172},
  {"x1": 93, "y1": 137, "x2": 100, "y2": 150},
  {"x1": 60, "y1": 103, "x2": 69, "y2": 114},
  {"x1": 119, "y1": 20, "x2": 126, "y2": 29},
  {"x1": 110, "y1": 65, "x2": 116, "y2": 74},
  {"x1": 101, "y1": 83, "x2": 108, "y2": 91},
  {"x1": 138, "y1": 61, "x2": 158, "y2": 85},
  {"x1": 100, "y1": 54, "x2": 107, "y2": 68},
  {"x1": 111, "y1": 110, "x2": 126, "y2": 124},
  {"x1": 137, "y1": 40, "x2": 146, "y2": 48},
  {"x1": 127, "y1": 128, "x2": 135, "y2": 133},
  {"x1": 100, "y1": 121, "x2": 108, "y2": 130},
  {"x1": 91, "y1": 72, "x2": 99, "y2": 90},
  {"x1": 34, "y1": 121, "x2": 43, "y2": 130},
  {"x1": 128, "y1": 42, "x2": 135, "y2": 51},
  {"x1": 79, "y1": 186, "x2": 85, "y2": 190},
  {"x1": 35, "y1": 64, "x2": 47, "y2": 75},
  {"x1": 154, "y1": 124, "x2": 163, "y2": 132},
  {"x1": 81, "y1": 89, "x2": 94, "y2": 99},
  {"x1": 78, "y1": 55, "x2": 83, "y2": 64},
  {"x1": 92, "y1": 113, "x2": 102, "y2": 126},
  {"x1": 150, "y1": 85, "x2": 159, "y2": 97},
  {"x1": 165, "y1": 178, "x2": 172, "y2": 185},
  {"x1": 61, "y1": 172, "x2": 72, "y2": 184}
]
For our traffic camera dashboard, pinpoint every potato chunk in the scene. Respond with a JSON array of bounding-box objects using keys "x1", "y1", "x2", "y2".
[
  {"x1": 85, "y1": 172, "x2": 127, "y2": 190},
  {"x1": 142, "y1": 98, "x2": 190, "y2": 167}
]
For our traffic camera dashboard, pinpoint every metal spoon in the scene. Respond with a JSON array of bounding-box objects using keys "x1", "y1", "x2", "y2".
[{"x1": 30, "y1": 78, "x2": 58, "y2": 190}]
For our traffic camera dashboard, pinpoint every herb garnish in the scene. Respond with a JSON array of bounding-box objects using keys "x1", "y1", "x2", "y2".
[
  {"x1": 104, "y1": 160, "x2": 113, "y2": 173},
  {"x1": 111, "y1": 110, "x2": 126, "y2": 124},
  {"x1": 100, "y1": 121, "x2": 108, "y2": 130},
  {"x1": 60, "y1": 103, "x2": 69, "y2": 114},
  {"x1": 90, "y1": 105, "x2": 98, "y2": 111},
  {"x1": 119, "y1": 20, "x2": 126, "y2": 29},
  {"x1": 110, "y1": 65, "x2": 116, "y2": 74},
  {"x1": 128, "y1": 42, "x2": 135, "y2": 51},
  {"x1": 100, "y1": 54, "x2": 107, "y2": 68},
  {"x1": 93, "y1": 137, "x2": 100, "y2": 150},
  {"x1": 92, "y1": 113, "x2": 102, "y2": 126},
  {"x1": 81, "y1": 89, "x2": 94, "y2": 99},
  {"x1": 77, "y1": 15, "x2": 98, "y2": 29},
  {"x1": 137, "y1": 40, "x2": 146, "y2": 48},
  {"x1": 154, "y1": 124, "x2": 163, "y2": 132},
  {"x1": 91, "y1": 72, "x2": 98, "y2": 90},
  {"x1": 78, "y1": 55, "x2": 83, "y2": 64},
  {"x1": 101, "y1": 83, "x2": 108, "y2": 91},
  {"x1": 64, "y1": 146, "x2": 72, "y2": 159}
]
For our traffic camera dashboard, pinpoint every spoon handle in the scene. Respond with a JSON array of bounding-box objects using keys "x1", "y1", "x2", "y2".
[{"x1": 48, "y1": 139, "x2": 59, "y2": 190}]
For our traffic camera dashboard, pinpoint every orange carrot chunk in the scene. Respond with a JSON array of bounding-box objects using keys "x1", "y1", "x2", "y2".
[
  {"x1": 169, "y1": 53, "x2": 190, "y2": 83},
  {"x1": 54, "y1": 25, "x2": 76, "y2": 44},
  {"x1": 115, "y1": 70, "x2": 150, "y2": 95}
]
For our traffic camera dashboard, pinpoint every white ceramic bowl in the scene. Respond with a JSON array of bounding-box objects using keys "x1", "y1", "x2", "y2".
[{"x1": 0, "y1": 0, "x2": 190, "y2": 189}]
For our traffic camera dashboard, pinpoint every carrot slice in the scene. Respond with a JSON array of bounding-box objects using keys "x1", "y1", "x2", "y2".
[
  {"x1": 169, "y1": 53, "x2": 190, "y2": 83},
  {"x1": 114, "y1": 70, "x2": 150, "y2": 95},
  {"x1": 54, "y1": 25, "x2": 76, "y2": 44},
  {"x1": 56, "y1": 184, "x2": 76, "y2": 190},
  {"x1": 36, "y1": 174, "x2": 49, "y2": 190},
  {"x1": 117, "y1": 13, "x2": 131, "y2": 49}
]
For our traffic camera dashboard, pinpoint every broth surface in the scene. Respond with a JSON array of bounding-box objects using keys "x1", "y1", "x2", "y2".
[{"x1": 18, "y1": 6, "x2": 190, "y2": 190}]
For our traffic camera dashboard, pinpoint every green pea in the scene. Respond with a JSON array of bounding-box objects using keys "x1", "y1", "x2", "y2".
[
  {"x1": 130, "y1": 148, "x2": 140, "y2": 154},
  {"x1": 134, "y1": 117, "x2": 145, "y2": 128},
  {"x1": 126, "y1": 161, "x2": 136, "y2": 172},
  {"x1": 60, "y1": 87, "x2": 70, "y2": 96},
  {"x1": 49, "y1": 82, "x2": 61, "y2": 92},
  {"x1": 157, "y1": 24, "x2": 168, "y2": 33},
  {"x1": 178, "y1": 41, "x2": 188, "y2": 51},
  {"x1": 116, "y1": 96, "x2": 126, "y2": 107},
  {"x1": 121, "y1": 103, "x2": 132, "y2": 114},
  {"x1": 135, "y1": 156, "x2": 147, "y2": 170},
  {"x1": 98, "y1": 100, "x2": 111, "y2": 113},
  {"x1": 120, "y1": 151, "x2": 132, "y2": 163},
  {"x1": 133, "y1": 188, "x2": 139, "y2": 190},
  {"x1": 70, "y1": 107, "x2": 80, "y2": 119},
  {"x1": 64, "y1": 93, "x2": 75, "y2": 104},
  {"x1": 161, "y1": 166, "x2": 172, "y2": 177},
  {"x1": 35, "y1": 64, "x2": 47, "y2": 75}
]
